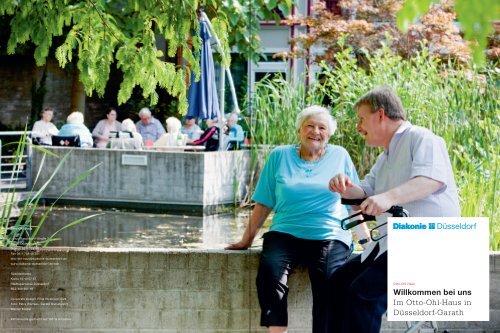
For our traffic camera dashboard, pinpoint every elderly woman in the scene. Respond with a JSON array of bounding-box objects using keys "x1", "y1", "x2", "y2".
[
  {"x1": 187, "y1": 118, "x2": 220, "y2": 151},
  {"x1": 57, "y1": 111, "x2": 93, "y2": 147},
  {"x1": 226, "y1": 106, "x2": 359, "y2": 333},
  {"x1": 154, "y1": 117, "x2": 188, "y2": 147},
  {"x1": 224, "y1": 112, "x2": 245, "y2": 150},
  {"x1": 92, "y1": 108, "x2": 122, "y2": 148},
  {"x1": 109, "y1": 118, "x2": 143, "y2": 150}
]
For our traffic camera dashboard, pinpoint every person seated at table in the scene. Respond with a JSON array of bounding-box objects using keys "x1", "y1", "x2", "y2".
[
  {"x1": 187, "y1": 118, "x2": 219, "y2": 151},
  {"x1": 109, "y1": 118, "x2": 143, "y2": 150},
  {"x1": 92, "y1": 107, "x2": 122, "y2": 148},
  {"x1": 135, "y1": 107, "x2": 166, "y2": 146},
  {"x1": 57, "y1": 111, "x2": 93, "y2": 148},
  {"x1": 31, "y1": 107, "x2": 59, "y2": 145},
  {"x1": 181, "y1": 116, "x2": 203, "y2": 143},
  {"x1": 154, "y1": 117, "x2": 188, "y2": 147},
  {"x1": 224, "y1": 113, "x2": 244, "y2": 150}
]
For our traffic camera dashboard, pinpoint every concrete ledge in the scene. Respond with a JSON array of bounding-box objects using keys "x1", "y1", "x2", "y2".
[
  {"x1": 1, "y1": 248, "x2": 498, "y2": 332},
  {"x1": 29, "y1": 147, "x2": 253, "y2": 213}
]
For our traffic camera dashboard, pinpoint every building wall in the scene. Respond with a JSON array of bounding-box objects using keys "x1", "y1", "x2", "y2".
[{"x1": 1, "y1": 248, "x2": 499, "y2": 332}]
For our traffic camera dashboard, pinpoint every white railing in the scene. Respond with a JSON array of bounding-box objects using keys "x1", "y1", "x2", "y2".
[{"x1": 0, "y1": 131, "x2": 32, "y2": 191}]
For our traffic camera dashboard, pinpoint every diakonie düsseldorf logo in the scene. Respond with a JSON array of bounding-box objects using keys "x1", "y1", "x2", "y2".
[{"x1": 393, "y1": 222, "x2": 477, "y2": 230}]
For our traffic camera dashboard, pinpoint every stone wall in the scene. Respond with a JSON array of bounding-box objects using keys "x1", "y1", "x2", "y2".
[
  {"x1": 0, "y1": 56, "x2": 73, "y2": 128},
  {"x1": 0, "y1": 249, "x2": 498, "y2": 332},
  {"x1": 0, "y1": 55, "x2": 182, "y2": 131}
]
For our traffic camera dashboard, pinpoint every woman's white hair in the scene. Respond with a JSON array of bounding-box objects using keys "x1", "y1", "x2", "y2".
[
  {"x1": 228, "y1": 113, "x2": 239, "y2": 122},
  {"x1": 66, "y1": 111, "x2": 84, "y2": 124},
  {"x1": 121, "y1": 118, "x2": 137, "y2": 132},
  {"x1": 295, "y1": 105, "x2": 337, "y2": 137},
  {"x1": 165, "y1": 117, "x2": 182, "y2": 132}
]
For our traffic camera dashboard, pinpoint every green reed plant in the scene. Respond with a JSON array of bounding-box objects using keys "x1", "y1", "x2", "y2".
[
  {"x1": 314, "y1": 41, "x2": 498, "y2": 249},
  {"x1": 1, "y1": 132, "x2": 102, "y2": 247},
  {"x1": 249, "y1": 77, "x2": 300, "y2": 145}
]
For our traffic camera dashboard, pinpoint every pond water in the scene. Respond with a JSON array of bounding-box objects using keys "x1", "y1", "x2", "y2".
[{"x1": 32, "y1": 206, "x2": 269, "y2": 249}]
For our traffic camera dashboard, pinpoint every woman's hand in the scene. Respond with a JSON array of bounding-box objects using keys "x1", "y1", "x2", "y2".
[
  {"x1": 224, "y1": 203, "x2": 272, "y2": 251},
  {"x1": 225, "y1": 238, "x2": 252, "y2": 250},
  {"x1": 328, "y1": 174, "x2": 354, "y2": 194}
]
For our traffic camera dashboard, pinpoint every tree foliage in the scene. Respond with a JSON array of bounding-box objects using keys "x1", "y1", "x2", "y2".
[
  {"x1": 280, "y1": 0, "x2": 497, "y2": 67},
  {"x1": 0, "y1": 0, "x2": 291, "y2": 113},
  {"x1": 398, "y1": 0, "x2": 499, "y2": 65}
]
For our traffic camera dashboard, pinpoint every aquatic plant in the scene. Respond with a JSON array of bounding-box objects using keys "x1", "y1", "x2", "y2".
[{"x1": 1, "y1": 130, "x2": 102, "y2": 247}]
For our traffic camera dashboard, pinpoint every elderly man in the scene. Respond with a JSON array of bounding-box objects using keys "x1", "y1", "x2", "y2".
[
  {"x1": 32, "y1": 107, "x2": 59, "y2": 145},
  {"x1": 135, "y1": 107, "x2": 166, "y2": 145},
  {"x1": 327, "y1": 86, "x2": 460, "y2": 333}
]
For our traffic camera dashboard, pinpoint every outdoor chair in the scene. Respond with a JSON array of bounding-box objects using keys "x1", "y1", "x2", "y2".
[
  {"x1": 109, "y1": 131, "x2": 141, "y2": 150},
  {"x1": 51, "y1": 135, "x2": 81, "y2": 147},
  {"x1": 30, "y1": 136, "x2": 43, "y2": 145},
  {"x1": 225, "y1": 131, "x2": 246, "y2": 151}
]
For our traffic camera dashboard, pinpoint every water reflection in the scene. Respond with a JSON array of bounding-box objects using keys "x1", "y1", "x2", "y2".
[{"x1": 33, "y1": 207, "x2": 268, "y2": 249}]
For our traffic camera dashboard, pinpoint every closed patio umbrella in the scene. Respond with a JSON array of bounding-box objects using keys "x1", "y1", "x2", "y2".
[{"x1": 186, "y1": 20, "x2": 220, "y2": 121}]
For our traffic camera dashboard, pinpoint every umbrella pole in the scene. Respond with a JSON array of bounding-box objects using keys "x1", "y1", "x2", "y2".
[
  {"x1": 219, "y1": 65, "x2": 225, "y2": 116},
  {"x1": 200, "y1": 11, "x2": 240, "y2": 114},
  {"x1": 218, "y1": 65, "x2": 226, "y2": 151}
]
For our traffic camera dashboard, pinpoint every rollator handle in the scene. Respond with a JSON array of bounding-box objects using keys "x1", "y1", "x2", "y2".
[
  {"x1": 340, "y1": 211, "x2": 376, "y2": 230},
  {"x1": 340, "y1": 198, "x2": 365, "y2": 206},
  {"x1": 340, "y1": 198, "x2": 376, "y2": 230},
  {"x1": 387, "y1": 206, "x2": 408, "y2": 217},
  {"x1": 339, "y1": 199, "x2": 408, "y2": 230}
]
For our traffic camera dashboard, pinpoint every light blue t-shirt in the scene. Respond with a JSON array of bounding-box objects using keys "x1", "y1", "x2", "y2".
[
  {"x1": 228, "y1": 124, "x2": 244, "y2": 142},
  {"x1": 58, "y1": 123, "x2": 93, "y2": 147},
  {"x1": 252, "y1": 145, "x2": 359, "y2": 245}
]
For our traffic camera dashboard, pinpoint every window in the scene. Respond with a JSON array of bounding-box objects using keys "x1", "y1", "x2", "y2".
[
  {"x1": 249, "y1": 58, "x2": 289, "y2": 94},
  {"x1": 325, "y1": 0, "x2": 342, "y2": 15}
]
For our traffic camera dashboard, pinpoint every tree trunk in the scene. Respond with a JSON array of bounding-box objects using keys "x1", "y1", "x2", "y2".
[{"x1": 70, "y1": 67, "x2": 86, "y2": 116}]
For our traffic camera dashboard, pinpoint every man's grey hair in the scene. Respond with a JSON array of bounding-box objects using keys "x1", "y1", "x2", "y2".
[
  {"x1": 354, "y1": 86, "x2": 406, "y2": 121},
  {"x1": 295, "y1": 105, "x2": 337, "y2": 137},
  {"x1": 138, "y1": 107, "x2": 152, "y2": 117}
]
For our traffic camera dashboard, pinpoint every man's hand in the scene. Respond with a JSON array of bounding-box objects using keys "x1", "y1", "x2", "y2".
[
  {"x1": 328, "y1": 174, "x2": 354, "y2": 194},
  {"x1": 360, "y1": 193, "x2": 393, "y2": 216},
  {"x1": 359, "y1": 238, "x2": 373, "y2": 250}
]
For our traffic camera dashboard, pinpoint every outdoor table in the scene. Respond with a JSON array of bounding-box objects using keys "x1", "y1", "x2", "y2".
[{"x1": 144, "y1": 145, "x2": 206, "y2": 152}]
